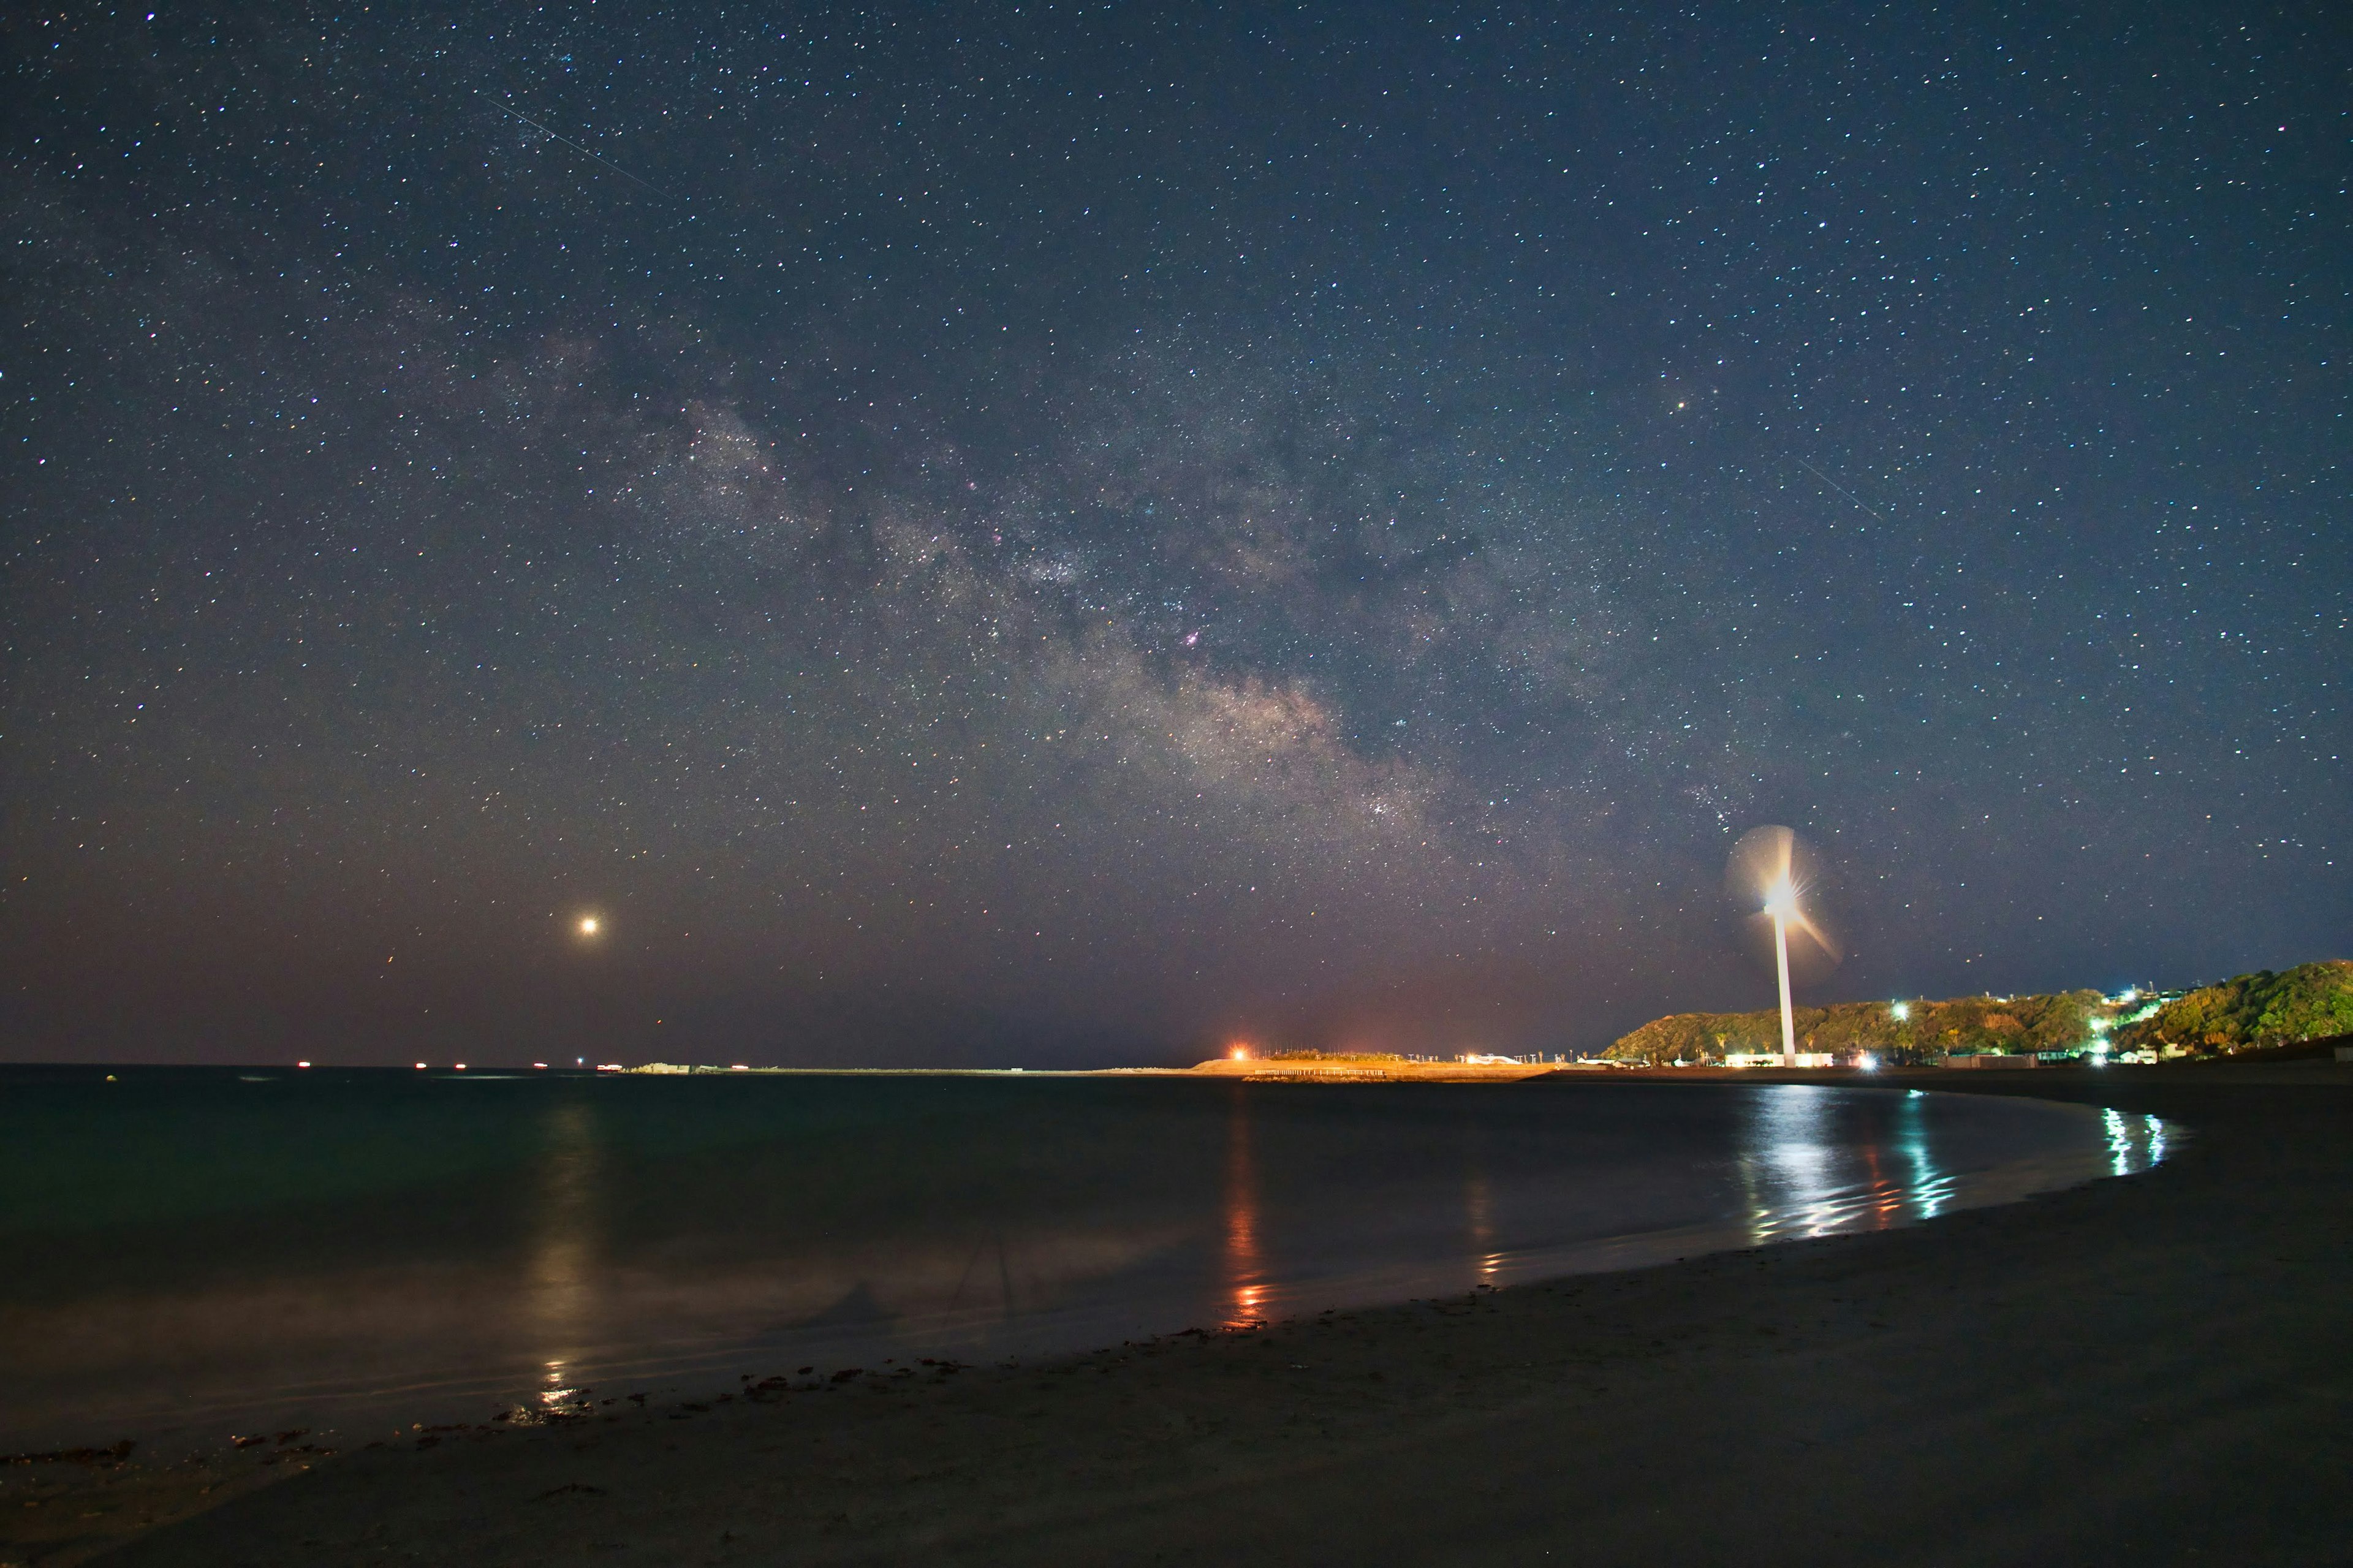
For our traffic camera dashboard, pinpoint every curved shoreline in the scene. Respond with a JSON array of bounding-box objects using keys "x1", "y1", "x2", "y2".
[
  {"x1": 14, "y1": 1065, "x2": 2348, "y2": 1566},
  {"x1": 6, "y1": 1080, "x2": 2134, "y2": 1459}
]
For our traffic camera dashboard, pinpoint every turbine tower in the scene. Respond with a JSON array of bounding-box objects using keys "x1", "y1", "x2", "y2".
[
  {"x1": 1764, "y1": 874, "x2": 1799, "y2": 1066},
  {"x1": 1727, "y1": 826, "x2": 1841, "y2": 1069}
]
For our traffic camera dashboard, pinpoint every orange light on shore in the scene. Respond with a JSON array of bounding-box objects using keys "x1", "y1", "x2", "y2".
[{"x1": 1229, "y1": 1042, "x2": 1251, "y2": 1061}]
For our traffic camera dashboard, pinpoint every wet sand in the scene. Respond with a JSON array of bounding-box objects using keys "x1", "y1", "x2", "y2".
[{"x1": 21, "y1": 1065, "x2": 2351, "y2": 1566}]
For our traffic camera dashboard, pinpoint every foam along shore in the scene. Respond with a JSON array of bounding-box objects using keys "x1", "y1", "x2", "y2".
[{"x1": 15, "y1": 1062, "x2": 2338, "y2": 1568}]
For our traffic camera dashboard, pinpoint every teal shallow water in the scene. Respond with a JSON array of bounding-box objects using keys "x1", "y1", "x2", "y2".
[{"x1": 0, "y1": 1068, "x2": 2169, "y2": 1450}]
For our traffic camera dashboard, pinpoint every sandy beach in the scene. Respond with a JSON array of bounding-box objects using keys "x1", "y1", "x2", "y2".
[{"x1": 13, "y1": 1065, "x2": 2347, "y2": 1567}]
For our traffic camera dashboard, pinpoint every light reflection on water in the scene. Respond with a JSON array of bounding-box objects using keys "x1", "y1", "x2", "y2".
[
  {"x1": 2105, "y1": 1108, "x2": 2166, "y2": 1176},
  {"x1": 1222, "y1": 1086, "x2": 1265, "y2": 1328},
  {"x1": 1724, "y1": 1085, "x2": 2170, "y2": 1248},
  {"x1": 529, "y1": 1100, "x2": 599, "y2": 1414},
  {"x1": 1738, "y1": 1086, "x2": 1972, "y2": 1243},
  {"x1": 0, "y1": 1074, "x2": 2176, "y2": 1450}
]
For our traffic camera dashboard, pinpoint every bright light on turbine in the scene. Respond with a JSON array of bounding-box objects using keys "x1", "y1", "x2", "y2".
[{"x1": 1727, "y1": 825, "x2": 1843, "y2": 1070}]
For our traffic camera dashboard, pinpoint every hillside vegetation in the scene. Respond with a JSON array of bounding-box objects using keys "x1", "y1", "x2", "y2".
[
  {"x1": 2110, "y1": 960, "x2": 2353, "y2": 1055},
  {"x1": 1605, "y1": 960, "x2": 2353, "y2": 1065}
]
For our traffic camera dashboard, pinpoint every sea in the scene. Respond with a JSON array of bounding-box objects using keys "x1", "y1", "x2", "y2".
[{"x1": 0, "y1": 1066, "x2": 2170, "y2": 1453}]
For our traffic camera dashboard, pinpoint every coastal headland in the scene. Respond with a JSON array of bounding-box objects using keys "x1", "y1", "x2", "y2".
[{"x1": 14, "y1": 1062, "x2": 2346, "y2": 1567}]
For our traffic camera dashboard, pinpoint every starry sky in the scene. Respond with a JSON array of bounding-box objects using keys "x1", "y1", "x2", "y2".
[{"x1": 4, "y1": 2, "x2": 2346, "y2": 1066}]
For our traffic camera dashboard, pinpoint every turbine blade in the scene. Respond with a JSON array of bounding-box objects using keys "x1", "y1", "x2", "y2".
[{"x1": 1792, "y1": 912, "x2": 1842, "y2": 964}]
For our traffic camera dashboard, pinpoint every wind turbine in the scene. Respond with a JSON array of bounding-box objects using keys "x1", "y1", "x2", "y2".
[{"x1": 1727, "y1": 826, "x2": 1842, "y2": 1067}]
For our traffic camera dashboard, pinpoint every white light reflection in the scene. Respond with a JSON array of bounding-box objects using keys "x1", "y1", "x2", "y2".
[
  {"x1": 1742, "y1": 1087, "x2": 1851, "y2": 1241},
  {"x1": 1743, "y1": 1085, "x2": 1953, "y2": 1243},
  {"x1": 2101, "y1": 1110, "x2": 2172, "y2": 1178},
  {"x1": 529, "y1": 1098, "x2": 601, "y2": 1416},
  {"x1": 1465, "y1": 1168, "x2": 1502, "y2": 1287}
]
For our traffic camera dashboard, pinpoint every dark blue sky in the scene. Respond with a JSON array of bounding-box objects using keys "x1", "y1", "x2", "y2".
[{"x1": 4, "y1": 2, "x2": 2345, "y2": 1064}]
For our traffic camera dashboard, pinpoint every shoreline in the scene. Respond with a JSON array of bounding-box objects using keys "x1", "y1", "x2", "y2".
[{"x1": 12, "y1": 1065, "x2": 2347, "y2": 1566}]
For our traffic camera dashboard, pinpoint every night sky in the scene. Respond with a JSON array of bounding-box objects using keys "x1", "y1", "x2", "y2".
[{"x1": 4, "y1": 3, "x2": 2346, "y2": 1066}]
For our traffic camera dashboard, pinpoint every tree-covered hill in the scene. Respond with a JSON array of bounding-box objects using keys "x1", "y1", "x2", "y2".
[
  {"x1": 1604, "y1": 960, "x2": 2352, "y2": 1065},
  {"x1": 1604, "y1": 990, "x2": 2105, "y2": 1065},
  {"x1": 2109, "y1": 961, "x2": 2353, "y2": 1055}
]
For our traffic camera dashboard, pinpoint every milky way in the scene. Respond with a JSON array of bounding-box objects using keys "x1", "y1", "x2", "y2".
[{"x1": 4, "y1": 4, "x2": 2345, "y2": 1064}]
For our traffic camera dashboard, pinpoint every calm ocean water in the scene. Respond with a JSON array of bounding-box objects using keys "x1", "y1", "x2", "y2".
[{"x1": 0, "y1": 1068, "x2": 2168, "y2": 1450}]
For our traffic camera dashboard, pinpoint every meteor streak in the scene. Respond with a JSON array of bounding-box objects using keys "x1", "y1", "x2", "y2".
[
  {"x1": 486, "y1": 96, "x2": 667, "y2": 197},
  {"x1": 1793, "y1": 456, "x2": 1884, "y2": 522}
]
